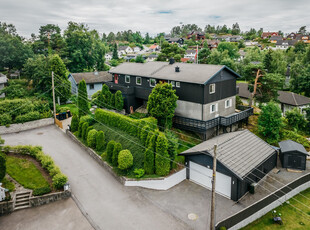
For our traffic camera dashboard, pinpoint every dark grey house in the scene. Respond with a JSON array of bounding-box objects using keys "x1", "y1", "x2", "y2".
[
  {"x1": 179, "y1": 129, "x2": 277, "y2": 201},
  {"x1": 108, "y1": 61, "x2": 253, "y2": 139},
  {"x1": 279, "y1": 140, "x2": 309, "y2": 170}
]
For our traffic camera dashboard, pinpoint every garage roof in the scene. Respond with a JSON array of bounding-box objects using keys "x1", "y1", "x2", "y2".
[
  {"x1": 279, "y1": 140, "x2": 308, "y2": 155},
  {"x1": 180, "y1": 129, "x2": 276, "y2": 179}
]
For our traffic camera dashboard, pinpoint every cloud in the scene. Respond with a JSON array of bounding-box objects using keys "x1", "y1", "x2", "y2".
[{"x1": 0, "y1": 0, "x2": 309, "y2": 37}]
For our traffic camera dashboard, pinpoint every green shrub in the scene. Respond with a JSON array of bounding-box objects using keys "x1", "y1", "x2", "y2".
[
  {"x1": 87, "y1": 129, "x2": 97, "y2": 148},
  {"x1": 78, "y1": 121, "x2": 85, "y2": 137},
  {"x1": 134, "y1": 168, "x2": 145, "y2": 178},
  {"x1": 0, "y1": 114, "x2": 12, "y2": 126},
  {"x1": 106, "y1": 140, "x2": 116, "y2": 163},
  {"x1": 71, "y1": 115, "x2": 79, "y2": 132},
  {"x1": 140, "y1": 125, "x2": 151, "y2": 146},
  {"x1": 33, "y1": 186, "x2": 51, "y2": 196},
  {"x1": 165, "y1": 130, "x2": 179, "y2": 165},
  {"x1": 0, "y1": 152, "x2": 6, "y2": 181},
  {"x1": 96, "y1": 131, "x2": 105, "y2": 151},
  {"x1": 115, "y1": 90, "x2": 124, "y2": 111},
  {"x1": 52, "y1": 173, "x2": 68, "y2": 189},
  {"x1": 80, "y1": 115, "x2": 94, "y2": 125},
  {"x1": 118, "y1": 150, "x2": 133, "y2": 170},
  {"x1": 85, "y1": 126, "x2": 94, "y2": 141},
  {"x1": 155, "y1": 133, "x2": 170, "y2": 176},
  {"x1": 48, "y1": 165, "x2": 61, "y2": 177},
  {"x1": 285, "y1": 108, "x2": 307, "y2": 131},
  {"x1": 82, "y1": 122, "x2": 89, "y2": 140},
  {"x1": 112, "y1": 142, "x2": 122, "y2": 166},
  {"x1": 281, "y1": 130, "x2": 310, "y2": 149},
  {"x1": 109, "y1": 93, "x2": 115, "y2": 109},
  {"x1": 144, "y1": 134, "x2": 156, "y2": 174},
  {"x1": 15, "y1": 111, "x2": 40, "y2": 123},
  {"x1": 40, "y1": 155, "x2": 54, "y2": 170}
]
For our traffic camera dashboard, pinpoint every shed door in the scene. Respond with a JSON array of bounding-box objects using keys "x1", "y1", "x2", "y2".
[
  {"x1": 288, "y1": 155, "x2": 303, "y2": 169},
  {"x1": 189, "y1": 161, "x2": 231, "y2": 199}
]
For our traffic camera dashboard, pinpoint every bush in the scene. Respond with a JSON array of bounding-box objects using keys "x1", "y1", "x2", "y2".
[
  {"x1": 118, "y1": 150, "x2": 133, "y2": 170},
  {"x1": 155, "y1": 133, "x2": 170, "y2": 176},
  {"x1": 87, "y1": 129, "x2": 97, "y2": 148},
  {"x1": 115, "y1": 90, "x2": 124, "y2": 111},
  {"x1": 82, "y1": 122, "x2": 89, "y2": 140},
  {"x1": 78, "y1": 121, "x2": 85, "y2": 137},
  {"x1": 144, "y1": 134, "x2": 156, "y2": 174},
  {"x1": 48, "y1": 165, "x2": 61, "y2": 177},
  {"x1": 109, "y1": 93, "x2": 115, "y2": 109},
  {"x1": 112, "y1": 142, "x2": 122, "y2": 166},
  {"x1": 165, "y1": 130, "x2": 179, "y2": 165},
  {"x1": 40, "y1": 155, "x2": 54, "y2": 170},
  {"x1": 285, "y1": 108, "x2": 307, "y2": 131},
  {"x1": 52, "y1": 173, "x2": 68, "y2": 189},
  {"x1": 71, "y1": 115, "x2": 79, "y2": 132},
  {"x1": 281, "y1": 130, "x2": 310, "y2": 149},
  {"x1": 15, "y1": 111, "x2": 40, "y2": 123},
  {"x1": 134, "y1": 168, "x2": 145, "y2": 178},
  {"x1": 0, "y1": 152, "x2": 6, "y2": 181},
  {"x1": 80, "y1": 115, "x2": 94, "y2": 125},
  {"x1": 96, "y1": 131, "x2": 105, "y2": 151},
  {"x1": 33, "y1": 186, "x2": 51, "y2": 196},
  {"x1": 0, "y1": 114, "x2": 12, "y2": 126},
  {"x1": 106, "y1": 140, "x2": 116, "y2": 163},
  {"x1": 140, "y1": 125, "x2": 151, "y2": 146},
  {"x1": 85, "y1": 126, "x2": 94, "y2": 141}
]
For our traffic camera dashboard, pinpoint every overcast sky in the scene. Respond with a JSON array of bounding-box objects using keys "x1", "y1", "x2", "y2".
[{"x1": 1, "y1": 0, "x2": 309, "y2": 38}]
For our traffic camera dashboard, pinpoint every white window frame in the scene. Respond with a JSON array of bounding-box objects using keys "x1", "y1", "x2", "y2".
[
  {"x1": 125, "y1": 75, "x2": 130, "y2": 83},
  {"x1": 210, "y1": 103, "x2": 218, "y2": 113},
  {"x1": 150, "y1": 78, "x2": 157, "y2": 87},
  {"x1": 225, "y1": 99, "x2": 232, "y2": 108},
  {"x1": 136, "y1": 77, "x2": 142, "y2": 85},
  {"x1": 209, "y1": 83, "x2": 216, "y2": 94},
  {"x1": 176, "y1": 82, "x2": 181, "y2": 88},
  {"x1": 169, "y1": 80, "x2": 175, "y2": 87}
]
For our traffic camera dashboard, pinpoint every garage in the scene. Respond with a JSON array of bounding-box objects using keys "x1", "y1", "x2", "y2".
[{"x1": 189, "y1": 161, "x2": 231, "y2": 198}]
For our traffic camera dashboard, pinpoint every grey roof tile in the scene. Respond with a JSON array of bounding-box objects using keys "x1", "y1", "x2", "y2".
[
  {"x1": 279, "y1": 140, "x2": 308, "y2": 155},
  {"x1": 70, "y1": 71, "x2": 112, "y2": 84}
]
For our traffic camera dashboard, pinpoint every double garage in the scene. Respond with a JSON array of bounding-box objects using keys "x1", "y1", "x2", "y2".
[{"x1": 180, "y1": 130, "x2": 277, "y2": 201}]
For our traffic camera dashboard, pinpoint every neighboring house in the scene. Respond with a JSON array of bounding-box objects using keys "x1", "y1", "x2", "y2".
[
  {"x1": 206, "y1": 40, "x2": 220, "y2": 49},
  {"x1": 273, "y1": 40, "x2": 297, "y2": 50},
  {"x1": 287, "y1": 32, "x2": 298, "y2": 39},
  {"x1": 146, "y1": 54, "x2": 158, "y2": 62},
  {"x1": 269, "y1": 35, "x2": 283, "y2": 43},
  {"x1": 68, "y1": 71, "x2": 112, "y2": 97},
  {"x1": 133, "y1": 47, "x2": 141, "y2": 53},
  {"x1": 149, "y1": 44, "x2": 160, "y2": 52},
  {"x1": 230, "y1": 35, "x2": 243, "y2": 42},
  {"x1": 124, "y1": 54, "x2": 137, "y2": 62},
  {"x1": 237, "y1": 82, "x2": 310, "y2": 114},
  {"x1": 166, "y1": 37, "x2": 184, "y2": 45},
  {"x1": 184, "y1": 50, "x2": 196, "y2": 59},
  {"x1": 296, "y1": 34, "x2": 310, "y2": 43},
  {"x1": 118, "y1": 46, "x2": 133, "y2": 56},
  {"x1": 187, "y1": 31, "x2": 205, "y2": 40},
  {"x1": 261, "y1": 32, "x2": 279, "y2": 39},
  {"x1": 179, "y1": 129, "x2": 277, "y2": 201},
  {"x1": 105, "y1": 52, "x2": 112, "y2": 61},
  {"x1": 0, "y1": 73, "x2": 8, "y2": 98},
  {"x1": 180, "y1": 58, "x2": 191, "y2": 63},
  {"x1": 238, "y1": 50, "x2": 246, "y2": 61},
  {"x1": 244, "y1": 40, "x2": 259, "y2": 47},
  {"x1": 108, "y1": 61, "x2": 253, "y2": 139}
]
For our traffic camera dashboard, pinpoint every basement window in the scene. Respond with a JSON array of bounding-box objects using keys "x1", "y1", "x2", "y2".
[
  {"x1": 125, "y1": 75, "x2": 130, "y2": 83},
  {"x1": 210, "y1": 103, "x2": 218, "y2": 113}
]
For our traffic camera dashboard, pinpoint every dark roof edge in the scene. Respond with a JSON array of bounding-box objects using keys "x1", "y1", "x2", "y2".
[
  {"x1": 68, "y1": 73, "x2": 77, "y2": 85},
  {"x1": 203, "y1": 66, "x2": 241, "y2": 85}
]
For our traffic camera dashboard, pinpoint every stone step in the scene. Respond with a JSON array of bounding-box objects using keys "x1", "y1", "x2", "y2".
[
  {"x1": 16, "y1": 198, "x2": 30, "y2": 203},
  {"x1": 16, "y1": 191, "x2": 31, "y2": 196},
  {"x1": 15, "y1": 201, "x2": 30, "y2": 207},
  {"x1": 14, "y1": 204, "x2": 30, "y2": 211},
  {"x1": 16, "y1": 194, "x2": 30, "y2": 200}
]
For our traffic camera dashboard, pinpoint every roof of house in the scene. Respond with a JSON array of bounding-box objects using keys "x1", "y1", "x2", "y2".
[
  {"x1": 0, "y1": 74, "x2": 8, "y2": 84},
  {"x1": 180, "y1": 58, "x2": 190, "y2": 63},
  {"x1": 148, "y1": 54, "x2": 158, "y2": 58},
  {"x1": 262, "y1": 32, "x2": 279, "y2": 37},
  {"x1": 180, "y1": 129, "x2": 276, "y2": 179},
  {"x1": 109, "y1": 62, "x2": 240, "y2": 85},
  {"x1": 279, "y1": 140, "x2": 308, "y2": 155},
  {"x1": 269, "y1": 36, "x2": 283, "y2": 41},
  {"x1": 168, "y1": 37, "x2": 183, "y2": 42},
  {"x1": 149, "y1": 44, "x2": 159, "y2": 49},
  {"x1": 237, "y1": 83, "x2": 310, "y2": 106},
  {"x1": 69, "y1": 71, "x2": 112, "y2": 84},
  {"x1": 118, "y1": 46, "x2": 131, "y2": 51},
  {"x1": 185, "y1": 50, "x2": 196, "y2": 54}
]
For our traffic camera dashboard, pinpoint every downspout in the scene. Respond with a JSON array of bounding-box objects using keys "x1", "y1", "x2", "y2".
[{"x1": 202, "y1": 84, "x2": 204, "y2": 121}]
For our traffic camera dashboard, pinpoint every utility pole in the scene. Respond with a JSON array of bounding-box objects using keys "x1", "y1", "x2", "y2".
[
  {"x1": 52, "y1": 71, "x2": 56, "y2": 123},
  {"x1": 210, "y1": 144, "x2": 217, "y2": 230}
]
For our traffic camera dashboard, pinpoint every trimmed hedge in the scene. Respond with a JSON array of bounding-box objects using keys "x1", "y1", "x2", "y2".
[
  {"x1": 112, "y1": 142, "x2": 122, "y2": 166},
  {"x1": 155, "y1": 133, "x2": 170, "y2": 176},
  {"x1": 2, "y1": 145, "x2": 68, "y2": 190},
  {"x1": 15, "y1": 111, "x2": 40, "y2": 123},
  {"x1": 95, "y1": 109, "x2": 157, "y2": 138},
  {"x1": 86, "y1": 126, "x2": 94, "y2": 141},
  {"x1": 106, "y1": 140, "x2": 116, "y2": 163},
  {"x1": 0, "y1": 114, "x2": 12, "y2": 126},
  {"x1": 71, "y1": 115, "x2": 79, "y2": 132},
  {"x1": 82, "y1": 122, "x2": 89, "y2": 140},
  {"x1": 144, "y1": 134, "x2": 156, "y2": 175},
  {"x1": 87, "y1": 129, "x2": 97, "y2": 149},
  {"x1": 0, "y1": 152, "x2": 6, "y2": 181},
  {"x1": 115, "y1": 90, "x2": 124, "y2": 111},
  {"x1": 78, "y1": 121, "x2": 85, "y2": 137},
  {"x1": 96, "y1": 131, "x2": 105, "y2": 151},
  {"x1": 118, "y1": 150, "x2": 133, "y2": 170},
  {"x1": 33, "y1": 186, "x2": 51, "y2": 196},
  {"x1": 140, "y1": 125, "x2": 151, "y2": 146}
]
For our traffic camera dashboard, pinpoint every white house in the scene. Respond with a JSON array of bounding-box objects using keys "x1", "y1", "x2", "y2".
[
  {"x1": 0, "y1": 73, "x2": 8, "y2": 98},
  {"x1": 184, "y1": 50, "x2": 196, "y2": 59},
  {"x1": 105, "y1": 52, "x2": 112, "y2": 61},
  {"x1": 133, "y1": 47, "x2": 141, "y2": 53},
  {"x1": 149, "y1": 44, "x2": 160, "y2": 52},
  {"x1": 0, "y1": 183, "x2": 8, "y2": 201},
  {"x1": 146, "y1": 54, "x2": 158, "y2": 62}
]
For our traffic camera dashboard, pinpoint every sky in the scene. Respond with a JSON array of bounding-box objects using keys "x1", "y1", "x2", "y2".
[{"x1": 0, "y1": 0, "x2": 309, "y2": 38}]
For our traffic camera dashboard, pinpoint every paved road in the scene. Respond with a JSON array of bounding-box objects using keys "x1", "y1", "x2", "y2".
[
  {"x1": 2, "y1": 126, "x2": 189, "y2": 230},
  {"x1": 0, "y1": 198, "x2": 92, "y2": 230}
]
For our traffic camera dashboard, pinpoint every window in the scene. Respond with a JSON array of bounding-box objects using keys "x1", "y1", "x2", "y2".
[
  {"x1": 89, "y1": 83, "x2": 94, "y2": 90},
  {"x1": 209, "y1": 83, "x2": 216, "y2": 94},
  {"x1": 150, "y1": 78, "x2": 156, "y2": 87},
  {"x1": 210, "y1": 103, "x2": 218, "y2": 113},
  {"x1": 114, "y1": 74, "x2": 119, "y2": 84},
  {"x1": 169, "y1": 80, "x2": 175, "y2": 87},
  {"x1": 225, "y1": 99, "x2": 232, "y2": 108},
  {"x1": 136, "y1": 77, "x2": 142, "y2": 85},
  {"x1": 176, "y1": 82, "x2": 181, "y2": 88},
  {"x1": 125, "y1": 75, "x2": 130, "y2": 83}
]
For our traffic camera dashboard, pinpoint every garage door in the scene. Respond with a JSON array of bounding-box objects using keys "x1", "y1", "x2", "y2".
[{"x1": 189, "y1": 161, "x2": 231, "y2": 198}]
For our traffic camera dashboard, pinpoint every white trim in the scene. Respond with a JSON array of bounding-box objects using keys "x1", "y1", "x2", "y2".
[
  {"x1": 225, "y1": 99, "x2": 232, "y2": 108},
  {"x1": 176, "y1": 82, "x2": 181, "y2": 88},
  {"x1": 209, "y1": 83, "x2": 216, "y2": 94},
  {"x1": 136, "y1": 77, "x2": 142, "y2": 85},
  {"x1": 150, "y1": 78, "x2": 156, "y2": 87},
  {"x1": 169, "y1": 80, "x2": 175, "y2": 87},
  {"x1": 210, "y1": 103, "x2": 217, "y2": 113},
  {"x1": 125, "y1": 75, "x2": 130, "y2": 83}
]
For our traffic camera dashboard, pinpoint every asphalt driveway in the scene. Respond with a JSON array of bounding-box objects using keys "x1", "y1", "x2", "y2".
[{"x1": 1, "y1": 125, "x2": 189, "y2": 230}]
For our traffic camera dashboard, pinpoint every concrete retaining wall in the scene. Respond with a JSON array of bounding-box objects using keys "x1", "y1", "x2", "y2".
[
  {"x1": 0, "y1": 200, "x2": 14, "y2": 215},
  {"x1": 125, "y1": 168, "x2": 186, "y2": 190},
  {"x1": 30, "y1": 190, "x2": 71, "y2": 207},
  {"x1": 0, "y1": 118, "x2": 54, "y2": 135}
]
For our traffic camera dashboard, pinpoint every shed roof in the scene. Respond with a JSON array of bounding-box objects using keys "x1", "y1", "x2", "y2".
[
  {"x1": 69, "y1": 71, "x2": 112, "y2": 84},
  {"x1": 279, "y1": 140, "x2": 308, "y2": 155},
  {"x1": 109, "y1": 62, "x2": 240, "y2": 85},
  {"x1": 180, "y1": 129, "x2": 276, "y2": 179}
]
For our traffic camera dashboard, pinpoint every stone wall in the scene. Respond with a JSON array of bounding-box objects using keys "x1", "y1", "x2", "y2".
[
  {"x1": 30, "y1": 190, "x2": 71, "y2": 207},
  {"x1": 0, "y1": 200, "x2": 14, "y2": 216},
  {"x1": 0, "y1": 118, "x2": 54, "y2": 135}
]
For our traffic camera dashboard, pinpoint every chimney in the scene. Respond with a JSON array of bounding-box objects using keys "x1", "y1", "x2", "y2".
[
  {"x1": 175, "y1": 66, "x2": 180, "y2": 72},
  {"x1": 94, "y1": 71, "x2": 99, "y2": 76},
  {"x1": 169, "y1": 58, "x2": 175, "y2": 65}
]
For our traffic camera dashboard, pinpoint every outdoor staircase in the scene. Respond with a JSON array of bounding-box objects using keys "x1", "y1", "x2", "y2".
[{"x1": 14, "y1": 191, "x2": 31, "y2": 210}]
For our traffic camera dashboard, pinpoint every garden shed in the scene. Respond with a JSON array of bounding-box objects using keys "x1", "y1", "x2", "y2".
[
  {"x1": 179, "y1": 129, "x2": 277, "y2": 201},
  {"x1": 279, "y1": 140, "x2": 308, "y2": 170}
]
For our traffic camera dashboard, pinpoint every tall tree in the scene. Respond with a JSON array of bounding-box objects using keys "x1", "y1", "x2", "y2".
[
  {"x1": 144, "y1": 32, "x2": 150, "y2": 44},
  {"x1": 78, "y1": 79, "x2": 89, "y2": 117},
  {"x1": 231, "y1": 23, "x2": 240, "y2": 35},
  {"x1": 263, "y1": 49, "x2": 273, "y2": 72},
  {"x1": 112, "y1": 43, "x2": 118, "y2": 60}
]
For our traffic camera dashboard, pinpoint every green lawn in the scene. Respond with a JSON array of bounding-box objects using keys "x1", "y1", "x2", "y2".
[
  {"x1": 241, "y1": 188, "x2": 310, "y2": 230},
  {"x1": 1, "y1": 177, "x2": 15, "y2": 192},
  {"x1": 59, "y1": 103, "x2": 79, "y2": 116},
  {"x1": 6, "y1": 156, "x2": 50, "y2": 190}
]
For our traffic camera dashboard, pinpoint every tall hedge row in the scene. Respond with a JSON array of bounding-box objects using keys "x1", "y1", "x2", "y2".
[
  {"x1": 87, "y1": 129, "x2": 97, "y2": 149},
  {"x1": 112, "y1": 142, "x2": 122, "y2": 166},
  {"x1": 96, "y1": 131, "x2": 105, "y2": 151},
  {"x1": 155, "y1": 133, "x2": 170, "y2": 176},
  {"x1": 70, "y1": 115, "x2": 79, "y2": 132},
  {"x1": 144, "y1": 134, "x2": 156, "y2": 175},
  {"x1": 106, "y1": 140, "x2": 116, "y2": 163},
  {"x1": 95, "y1": 109, "x2": 157, "y2": 137}
]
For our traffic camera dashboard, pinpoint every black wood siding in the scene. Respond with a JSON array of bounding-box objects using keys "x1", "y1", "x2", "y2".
[{"x1": 280, "y1": 151, "x2": 306, "y2": 170}]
